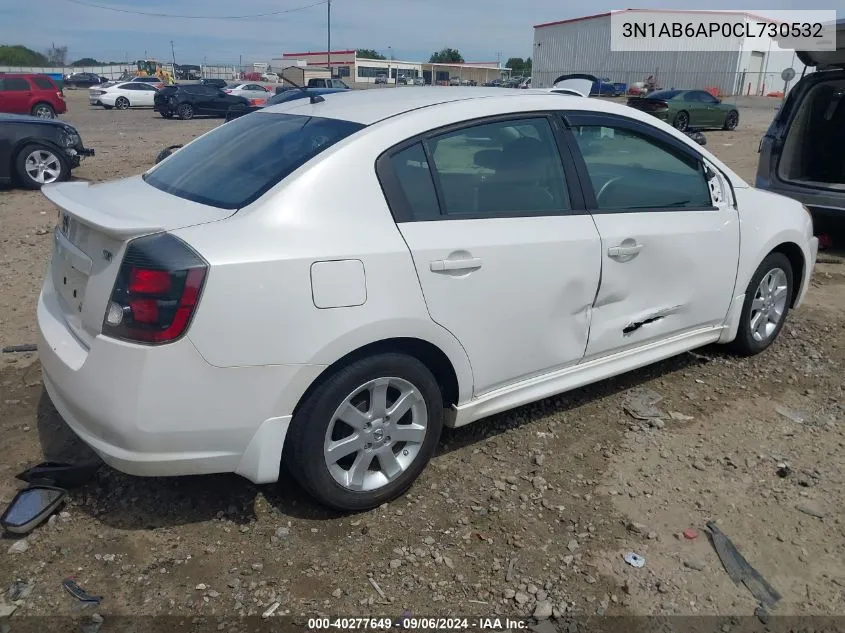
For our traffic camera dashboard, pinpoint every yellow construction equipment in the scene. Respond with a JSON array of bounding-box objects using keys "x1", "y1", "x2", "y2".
[{"x1": 135, "y1": 59, "x2": 174, "y2": 84}]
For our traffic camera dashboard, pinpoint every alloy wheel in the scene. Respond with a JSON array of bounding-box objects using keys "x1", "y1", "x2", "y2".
[
  {"x1": 323, "y1": 377, "x2": 428, "y2": 492},
  {"x1": 749, "y1": 267, "x2": 789, "y2": 342},
  {"x1": 24, "y1": 149, "x2": 62, "y2": 185}
]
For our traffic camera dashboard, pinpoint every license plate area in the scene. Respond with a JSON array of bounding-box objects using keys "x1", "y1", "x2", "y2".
[{"x1": 52, "y1": 228, "x2": 91, "y2": 316}]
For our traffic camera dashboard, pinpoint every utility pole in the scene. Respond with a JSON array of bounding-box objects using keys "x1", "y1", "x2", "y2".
[
  {"x1": 327, "y1": 0, "x2": 332, "y2": 76},
  {"x1": 170, "y1": 40, "x2": 176, "y2": 70}
]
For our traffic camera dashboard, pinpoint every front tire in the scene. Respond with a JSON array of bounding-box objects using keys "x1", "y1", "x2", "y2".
[
  {"x1": 14, "y1": 144, "x2": 69, "y2": 189},
  {"x1": 723, "y1": 110, "x2": 739, "y2": 130},
  {"x1": 115, "y1": 96, "x2": 130, "y2": 110},
  {"x1": 176, "y1": 103, "x2": 194, "y2": 120},
  {"x1": 673, "y1": 111, "x2": 690, "y2": 132},
  {"x1": 730, "y1": 252, "x2": 793, "y2": 356},
  {"x1": 285, "y1": 353, "x2": 444, "y2": 511}
]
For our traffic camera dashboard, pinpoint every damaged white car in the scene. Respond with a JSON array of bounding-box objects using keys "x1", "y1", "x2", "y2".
[{"x1": 36, "y1": 88, "x2": 817, "y2": 511}]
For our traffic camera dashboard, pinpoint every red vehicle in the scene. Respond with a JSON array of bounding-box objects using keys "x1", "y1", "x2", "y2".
[{"x1": 0, "y1": 73, "x2": 67, "y2": 119}]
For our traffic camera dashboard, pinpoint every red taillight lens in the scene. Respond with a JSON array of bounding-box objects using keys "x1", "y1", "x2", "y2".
[{"x1": 103, "y1": 233, "x2": 208, "y2": 345}]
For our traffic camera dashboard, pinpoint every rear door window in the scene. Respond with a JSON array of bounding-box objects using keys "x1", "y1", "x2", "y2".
[
  {"x1": 3, "y1": 78, "x2": 29, "y2": 91},
  {"x1": 143, "y1": 113, "x2": 364, "y2": 209},
  {"x1": 32, "y1": 76, "x2": 55, "y2": 90}
]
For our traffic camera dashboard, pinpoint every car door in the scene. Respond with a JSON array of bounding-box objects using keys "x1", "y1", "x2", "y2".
[
  {"x1": 378, "y1": 114, "x2": 603, "y2": 395},
  {"x1": 134, "y1": 83, "x2": 157, "y2": 106},
  {"x1": 562, "y1": 112, "x2": 739, "y2": 361},
  {"x1": 0, "y1": 77, "x2": 32, "y2": 114},
  {"x1": 696, "y1": 91, "x2": 722, "y2": 127},
  {"x1": 682, "y1": 92, "x2": 706, "y2": 127},
  {"x1": 193, "y1": 86, "x2": 219, "y2": 114}
]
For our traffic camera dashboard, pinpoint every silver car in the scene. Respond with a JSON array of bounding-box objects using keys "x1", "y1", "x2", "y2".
[{"x1": 223, "y1": 83, "x2": 272, "y2": 101}]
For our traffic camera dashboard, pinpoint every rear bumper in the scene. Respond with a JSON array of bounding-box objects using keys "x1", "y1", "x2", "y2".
[{"x1": 36, "y1": 274, "x2": 322, "y2": 484}]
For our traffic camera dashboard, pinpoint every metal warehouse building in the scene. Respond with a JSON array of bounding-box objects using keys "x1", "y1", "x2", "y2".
[{"x1": 533, "y1": 9, "x2": 809, "y2": 96}]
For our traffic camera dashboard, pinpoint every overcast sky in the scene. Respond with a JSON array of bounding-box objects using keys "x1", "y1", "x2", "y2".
[{"x1": 0, "y1": 0, "x2": 841, "y2": 65}]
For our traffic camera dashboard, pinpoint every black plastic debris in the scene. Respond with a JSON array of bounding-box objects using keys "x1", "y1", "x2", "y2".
[
  {"x1": 16, "y1": 460, "x2": 102, "y2": 488},
  {"x1": 707, "y1": 521, "x2": 782, "y2": 608},
  {"x1": 1, "y1": 343, "x2": 37, "y2": 353},
  {"x1": 62, "y1": 579, "x2": 102, "y2": 605}
]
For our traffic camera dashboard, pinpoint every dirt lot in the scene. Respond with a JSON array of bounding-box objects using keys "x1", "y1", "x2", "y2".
[{"x1": 1, "y1": 91, "x2": 843, "y2": 627}]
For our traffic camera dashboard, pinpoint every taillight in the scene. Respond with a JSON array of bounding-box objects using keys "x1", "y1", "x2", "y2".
[
  {"x1": 224, "y1": 89, "x2": 232, "y2": 93},
  {"x1": 57, "y1": 91, "x2": 65, "y2": 100},
  {"x1": 102, "y1": 233, "x2": 208, "y2": 345}
]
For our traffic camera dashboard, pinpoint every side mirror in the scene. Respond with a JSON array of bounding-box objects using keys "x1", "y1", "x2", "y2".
[{"x1": 1, "y1": 485, "x2": 67, "y2": 534}]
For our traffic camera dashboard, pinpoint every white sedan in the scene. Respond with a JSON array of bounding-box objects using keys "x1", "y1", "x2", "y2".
[
  {"x1": 37, "y1": 88, "x2": 818, "y2": 511},
  {"x1": 223, "y1": 82, "x2": 271, "y2": 101},
  {"x1": 89, "y1": 81, "x2": 159, "y2": 109}
]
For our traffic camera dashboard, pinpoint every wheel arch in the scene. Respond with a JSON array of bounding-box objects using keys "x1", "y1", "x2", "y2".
[
  {"x1": 30, "y1": 101, "x2": 55, "y2": 115},
  {"x1": 770, "y1": 241, "x2": 805, "y2": 307},
  {"x1": 290, "y1": 337, "x2": 463, "y2": 426}
]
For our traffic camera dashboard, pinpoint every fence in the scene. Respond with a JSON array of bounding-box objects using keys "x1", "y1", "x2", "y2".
[
  {"x1": 0, "y1": 63, "x2": 242, "y2": 81},
  {"x1": 536, "y1": 69, "x2": 811, "y2": 98}
]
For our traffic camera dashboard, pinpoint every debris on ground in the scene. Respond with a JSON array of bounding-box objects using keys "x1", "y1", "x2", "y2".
[
  {"x1": 1, "y1": 344, "x2": 37, "y2": 353},
  {"x1": 6, "y1": 580, "x2": 33, "y2": 602},
  {"x1": 776, "y1": 463, "x2": 792, "y2": 478},
  {"x1": 623, "y1": 552, "x2": 645, "y2": 568},
  {"x1": 62, "y1": 579, "x2": 102, "y2": 604},
  {"x1": 774, "y1": 405, "x2": 808, "y2": 424},
  {"x1": 795, "y1": 503, "x2": 825, "y2": 519},
  {"x1": 623, "y1": 388, "x2": 666, "y2": 421},
  {"x1": 683, "y1": 528, "x2": 699, "y2": 540},
  {"x1": 706, "y1": 521, "x2": 781, "y2": 608}
]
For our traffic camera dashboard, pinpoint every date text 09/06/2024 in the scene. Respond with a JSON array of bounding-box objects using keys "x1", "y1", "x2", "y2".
[
  {"x1": 621, "y1": 21, "x2": 824, "y2": 39},
  {"x1": 306, "y1": 617, "x2": 529, "y2": 630}
]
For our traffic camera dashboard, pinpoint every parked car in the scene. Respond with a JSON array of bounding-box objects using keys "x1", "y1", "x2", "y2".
[
  {"x1": 35, "y1": 87, "x2": 817, "y2": 512},
  {"x1": 0, "y1": 114, "x2": 93, "y2": 188},
  {"x1": 411, "y1": 77, "x2": 425, "y2": 86},
  {"x1": 626, "y1": 89, "x2": 739, "y2": 132},
  {"x1": 375, "y1": 73, "x2": 388, "y2": 84},
  {"x1": 225, "y1": 87, "x2": 348, "y2": 121},
  {"x1": 449, "y1": 77, "x2": 461, "y2": 86},
  {"x1": 154, "y1": 84, "x2": 249, "y2": 120},
  {"x1": 397, "y1": 76, "x2": 409, "y2": 85},
  {"x1": 89, "y1": 81, "x2": 159, "y2": 109},
  {"x1": 307, "y1": 78, "x2": 350, "y2": 89},
  {"x1": 224, "y1": 82, "x2": 272, "y2": 101},
  {"x1": 262, "y1": 72, "x2": 280, "y2": 83},
  {"x1": 64, "y1": 72, "x2": 108, "y2": 89},
  {"x1": 589, "y1": 78, "x2": 626, "y2": 97},
  {"x1": 175, "y1": 65, "x2": 202, "y2": 81},
  {"x1": 519, "y1": 77, "x2": 532, "y2": 89},
  {"x1": 756, "y1": 19, "x2": 845, "y2": 225},
  {"x1": 200, "y1": 78, "x2": 228, "y2": 89},
  {"x1": 0, "y1": 73, "x2": 66, "y2": 119},
  {"x1": 129, "y1": 76, "x2": 166, "y2": 90}
]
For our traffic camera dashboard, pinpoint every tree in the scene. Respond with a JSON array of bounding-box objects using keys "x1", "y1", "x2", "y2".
[
  {"x1": 429, "y1": 48, "x2": 464, "y2": 64},
  {"x1": 356, "y1": 48, "x2": 385, "y2": 60},
  {"x1": 0, "y1": 44, "x2": 48, "y2": 66},
  {"x1": 506, "y1": 56, "x2": 532, "y2": 76},
  {"x1": 45, "y1": 44, "x2": 68, "y2": 66},
  {"x1": 71, "y1": 57, "x2": 102, "y2": 66}
]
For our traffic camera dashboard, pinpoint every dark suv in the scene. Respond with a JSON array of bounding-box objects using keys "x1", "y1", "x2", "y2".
[
  {"x1": 64, "y1": 72, "x2": 108, "y2": 88},
  {"x1": 756, "y1": 19, "x2": 845, "y2": 224},
  {"x1": 0, "y1": 73, "x2": 67, "y2": 118},
  {"x1": 154, "y1": 84, "x2": 249, "y2": 120}
]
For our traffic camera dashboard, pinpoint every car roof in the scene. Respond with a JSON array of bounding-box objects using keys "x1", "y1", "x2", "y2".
[{"x1": 260, "y1": 86, "x2": 625, "y2": 125}]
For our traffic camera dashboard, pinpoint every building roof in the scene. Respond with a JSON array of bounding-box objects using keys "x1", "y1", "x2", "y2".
[
  {"x1": 282, "y1": 50, "x2": 356, "y2": 57},
  {"x1": 534, "y1": 9, "x2": 778, "y2": 29}
]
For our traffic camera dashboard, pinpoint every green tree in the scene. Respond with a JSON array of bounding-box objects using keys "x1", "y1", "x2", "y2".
[
  {"x1": 71, "y1": 57, "x2": 102, "y2": 66},
  {"x1": 356, "y1": 48, "x2": 385, "y2": 60},
  {"x1": 429, "y1": 48, "x2": 464, "y2": 64},
  {"x1": 525, "y1": 56, "x2": 532, "y2": 76},
  {"x1": 505, "y1": 57, "x2": 526, "y2": 75},
  {"x1": 0, "y1": 44, "x2": 48, "y2": 66}
]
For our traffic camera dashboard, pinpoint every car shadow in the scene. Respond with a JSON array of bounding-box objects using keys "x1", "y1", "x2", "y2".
[{"x1": 33, "y1": 347, "x2": 715, "y2": 527}]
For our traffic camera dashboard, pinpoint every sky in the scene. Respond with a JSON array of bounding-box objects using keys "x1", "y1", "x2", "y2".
[{"x1": 0, "y1": 0, "x2": 841, "y2": 66}]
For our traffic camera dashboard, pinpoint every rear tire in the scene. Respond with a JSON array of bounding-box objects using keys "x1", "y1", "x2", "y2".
[
  {"x1": 14, "y1": 143, "x2": 69, "y2": 190},
  {"x1": 31, "y1": 103, "x2": 55, "y2": 119},
  {"x1": 673, "y1": 111, "x2": 690, "y2": 132},
  {"x1": 723, "y1": 110, "x2": 739, "y2": 130},
  {"x1": 729, "y1": 252, "x2": 793, "y2": 356},
  {"x1": 115, "y1": 96, "x2": 130, "y2": 110},
  {"x1": 177, "y1": 103, "x2": 194, "y2": 120},
  {"x1": 285, "y1": 353, "x2": 444, "y2": 512}
]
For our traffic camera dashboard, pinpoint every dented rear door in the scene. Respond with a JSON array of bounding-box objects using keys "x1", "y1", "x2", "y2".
[{"x1": 562, "y1": 112, "x2": 740, "y2": 361}]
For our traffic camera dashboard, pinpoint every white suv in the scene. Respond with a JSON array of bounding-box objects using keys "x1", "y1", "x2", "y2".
[{"x1": 37, "y1": 88, "x2": 817, "y2": 510}]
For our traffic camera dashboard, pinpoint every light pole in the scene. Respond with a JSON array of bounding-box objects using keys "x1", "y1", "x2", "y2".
[
  {"x1": 327, "y1": 0, "x2": 332, "y2": 76},
  {"x1": 170, "y1": 40, "x2": 176, "y2": 71},
  {"x1": 388, "y1": 46, "x2": 393, "y2": 83}
]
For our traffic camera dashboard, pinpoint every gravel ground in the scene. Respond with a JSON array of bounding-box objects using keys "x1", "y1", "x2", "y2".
[{"x1": 1, "y1": 91, "x2": 843, "y2": 627}]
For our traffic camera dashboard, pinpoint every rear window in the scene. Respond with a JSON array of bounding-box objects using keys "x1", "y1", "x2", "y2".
[
  {"x1": 32, "y1": 76, "x2": 55, "y2": 90},
  {"x1": 647, "y1": 90, "x2": 681, "y2": 100},
  {"x1": 143, "y1": 113, "x2": 364, "y2": 210}
]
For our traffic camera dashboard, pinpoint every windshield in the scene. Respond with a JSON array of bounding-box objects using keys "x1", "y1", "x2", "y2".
[
  {"x1": 143, "y1": 113, "x2": 364, "y2": 210},
  {"x1": 647, "y1": 90, "x2": 682, "y2": 100}
]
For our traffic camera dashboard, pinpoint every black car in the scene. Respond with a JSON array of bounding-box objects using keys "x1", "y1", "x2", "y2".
[
  {"x1": 64, "y1": 72, "x2": 108, "y2": 89},
  {"x1": 154, "y1": 84, "x2": 250, "y2": 120},
  {"x1": 200, "y1": 78, "x2": 228, "y2": 89},
  {"x1": 0, "y1": 113, "x2": 94, "y2": 189}
]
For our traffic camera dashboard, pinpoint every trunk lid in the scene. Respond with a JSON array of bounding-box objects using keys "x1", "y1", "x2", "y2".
[
  {"x1": 42, "y1": 177, "x2": 234, "y2": 347},
  {"x1": 795, "y1": 19, "x2": 845, "y2": 68},
  {"x1": 626, "y1": 97, "x2": 668, "y2": 112},
  {"x1": 552, "y1": 73, "x2": 595, "y2": 97}
]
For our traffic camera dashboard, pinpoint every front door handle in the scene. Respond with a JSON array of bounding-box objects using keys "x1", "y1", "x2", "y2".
[
  {"x1": 607, "y1": 243, "x2": 643, "y2": 259},
  {"x1": 430, "y1": 257, "x2": 482, "y2": 272}
]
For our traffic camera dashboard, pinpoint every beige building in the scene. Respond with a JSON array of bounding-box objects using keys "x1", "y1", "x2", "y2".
[{"x1": 278, "y1": 50, "x2": 503, "y2": 85}]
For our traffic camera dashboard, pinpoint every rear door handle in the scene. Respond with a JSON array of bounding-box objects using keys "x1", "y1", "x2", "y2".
[
  {"x1": 607, "y1": 243, "x2": 643, "y2": 259},
  {"x1": 430, "y1": 257, "x2": 482, "y2": 272}
]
